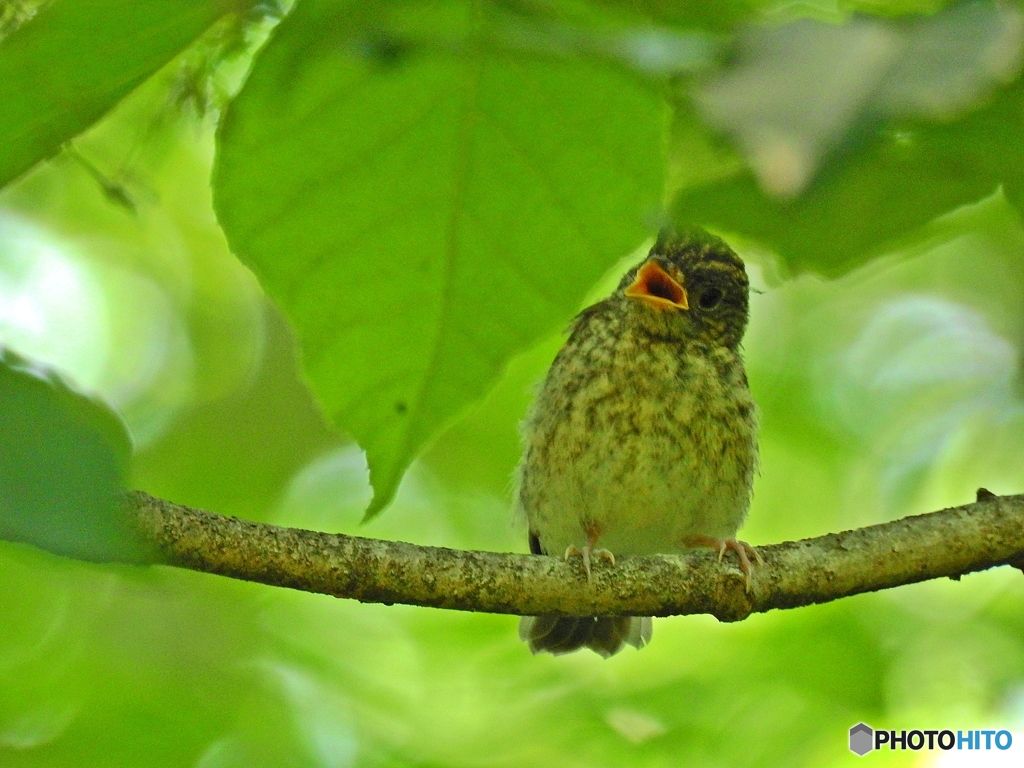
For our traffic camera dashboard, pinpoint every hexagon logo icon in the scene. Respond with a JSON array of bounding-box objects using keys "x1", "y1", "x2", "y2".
[{"x1": 849, "y1": 723, "x2": 874, "y2": 756}]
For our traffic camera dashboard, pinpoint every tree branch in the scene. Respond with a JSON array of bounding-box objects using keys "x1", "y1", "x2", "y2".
[{"x1": 127, "y1": 489, "x2": 1024, "y2": 622}]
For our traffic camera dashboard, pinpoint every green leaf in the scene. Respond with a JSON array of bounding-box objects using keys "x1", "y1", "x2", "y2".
[
  {"x1": 0, "y1": 348, "x2": 147, "y2": 562},
  {"x1": 215, "y1": 0, "x2": 664, "y2": 518},
  {"x1": 0, "y1": 0, "x2": 239, "y2": 189}
]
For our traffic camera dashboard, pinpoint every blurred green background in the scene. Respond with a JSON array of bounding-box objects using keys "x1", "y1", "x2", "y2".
[{"x1": 4, "y1": 0, "x2": 1024, "y2": 766}]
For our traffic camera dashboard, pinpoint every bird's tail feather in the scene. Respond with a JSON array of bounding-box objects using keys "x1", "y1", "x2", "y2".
[{"x1": 519, "y1": 616, "x2": 652, "y2": 658}]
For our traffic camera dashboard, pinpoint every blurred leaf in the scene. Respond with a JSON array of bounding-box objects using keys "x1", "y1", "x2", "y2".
[
  {"x1": 667, "y1": 0, "x2": 1024, "y2": 276},
  {"x1": 587, "y1": 0, "x2": 768, "y2": 32},
  {"x1": 672, "y1": 65, "x2": 1024, "y2": 278},
  {"x1": 131, "y1": 306, "x2": 340, "y2": 522},
  {"x1": 0, "y1": 0, "x2": 241, "y2": 189},
  {"x1": 694, "y1": 1, "x2": 1023, "y2": 197},
  {"x1": 845, "y1": 0, "x2": 959, "y2": 16},
  {"x1": 592, "y1": 0, "x2": 961, "y2": 31},
  {"x1": 215, "y1": 0, "x2": 664, "y2": 517},
  {"x1": 0, "y1": 347, "x2": 149, "y2": 562}
]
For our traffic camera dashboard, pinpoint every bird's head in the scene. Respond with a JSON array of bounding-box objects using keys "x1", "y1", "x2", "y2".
[{"x1": 616, "y1": 228, "x2": 750, "y2": 350}]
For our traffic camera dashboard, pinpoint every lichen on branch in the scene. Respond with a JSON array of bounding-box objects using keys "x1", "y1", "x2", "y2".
[{"x1": 125, "y1": 490, "x2": 1024, "y2": 621}]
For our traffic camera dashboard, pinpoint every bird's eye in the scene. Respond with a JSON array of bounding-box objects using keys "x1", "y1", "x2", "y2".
[{"x1": 698, "y1": 288, "x2": 723, "y2": 310}]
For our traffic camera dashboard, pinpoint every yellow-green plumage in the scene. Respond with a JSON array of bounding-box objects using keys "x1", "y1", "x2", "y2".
[{"x1": 517, "y1": 228, "x2": 758, "y2": 657}]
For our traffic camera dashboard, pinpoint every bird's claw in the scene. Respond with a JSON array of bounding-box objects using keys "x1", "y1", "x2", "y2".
[
  {"x1": 594, "y1": 548, "x2": 616, "y2": 565},
  {"x1": 720, "y1": 539, "x2": 763, "y2": 591},
  {"x1": 685, "y1": 535, "x2": 762, "y2": 592},
  {"x1": 564, "y1": 545, "x2": 615, "y2": 583}
]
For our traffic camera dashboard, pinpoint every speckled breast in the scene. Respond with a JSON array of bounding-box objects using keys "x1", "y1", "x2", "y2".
[{"x1": 518, "y1": 314, "x2": 757, "y2": 557}]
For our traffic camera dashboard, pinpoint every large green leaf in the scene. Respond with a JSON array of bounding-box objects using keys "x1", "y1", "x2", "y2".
[
  {"x1": 0, "y1": 0, "x2": 240, "y2": 189},
  {"x1": 214, "y1": 0, "x2": 664, "y2": 518},
  {"x1": 0, "y1": 348, "x2": 146, "y2": 562}
]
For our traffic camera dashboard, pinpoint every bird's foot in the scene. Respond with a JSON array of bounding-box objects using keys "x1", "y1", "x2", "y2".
[
  {"x1": 683, "y1": 535, "x2": 763, "y2": 592},
  {"x1": 564, "y1": 545, "x2": 615, "y2": 583}
]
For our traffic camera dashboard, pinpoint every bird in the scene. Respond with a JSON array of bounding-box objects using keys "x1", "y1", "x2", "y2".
[{"x1": 516, "y1": 227, "x2": 759, "y2": 658}]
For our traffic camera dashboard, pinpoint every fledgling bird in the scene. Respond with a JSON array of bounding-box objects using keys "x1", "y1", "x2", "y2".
[{"x1": 516, "y1": 227, "x2": 759, "y2": 658}]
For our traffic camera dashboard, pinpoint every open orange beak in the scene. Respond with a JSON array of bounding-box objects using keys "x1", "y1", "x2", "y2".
[{"x1": 624, "y1": 260, "x2": 689, "y2": 310}]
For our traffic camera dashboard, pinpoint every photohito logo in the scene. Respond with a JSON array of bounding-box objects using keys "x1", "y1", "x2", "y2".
[
  {"x1": 848, "y1": 723, "x2": 1013, "y2": 756},
  {"x1": 849, "y1": 723, "x2": 873, "y2": 756}
]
